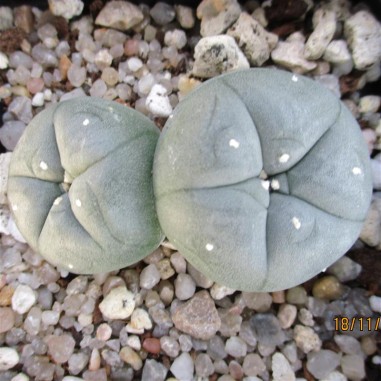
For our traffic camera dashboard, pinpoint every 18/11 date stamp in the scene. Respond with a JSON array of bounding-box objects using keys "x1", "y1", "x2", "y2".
[{"x1": 334, "y1": 316, "x2": 381, "y2": 332}]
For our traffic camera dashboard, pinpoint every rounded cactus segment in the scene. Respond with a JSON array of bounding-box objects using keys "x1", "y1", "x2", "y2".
[
  {"x1": 8, "y1": 97, "x2": 164, "y2": 274},
  {"x1": 153, "y1": 68, "x2": 372, "y2": 291}
]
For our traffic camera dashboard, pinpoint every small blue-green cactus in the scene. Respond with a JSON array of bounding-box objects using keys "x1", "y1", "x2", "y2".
[
  {"x1": 7, "y1": 97, "x2": 164, "y2": 274},
  {"x1": 153, "y1": 68, "x2": 372, "y2": 291}
]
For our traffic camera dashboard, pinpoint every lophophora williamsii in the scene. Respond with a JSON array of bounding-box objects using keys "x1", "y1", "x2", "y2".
[{"x1": 8, "y1": 69, "x2": 372, "y2": 291}]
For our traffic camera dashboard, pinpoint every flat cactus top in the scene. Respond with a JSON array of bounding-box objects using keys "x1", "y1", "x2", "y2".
[
  {"x1": 7, "y1": 97, "x2": 164, "y2": 274},
  {"x1": 153, "y1": 68, "x2": 373, "y2": 292}
]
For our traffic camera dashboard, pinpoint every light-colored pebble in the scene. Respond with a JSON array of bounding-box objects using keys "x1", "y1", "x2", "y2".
[
  {"x1": 170, "y1": 352, "x2": 194, "y2": 381},
  {"x1": 0, "y1": 347, "x2": 19, "y2": 370},
  {"x1": 11, "y1": 284, "x2": 36, "y2": 314},
  {"x1": 327, "y1": 256, "x2": 362, "y2": 282},
  {"x1": 278, "y1": 304, "x2": 297, "y2": 329},
  {"x1": 334, "y1": 335, "x2": 362, "y2": 355},
  {"x1": 211, "y1": 283, "x2": 235, "y2": 300},
  {"x1": 193, "y1": 35, "x2": 249, "y2": 78},
  {"x1": 293, "y1": 325, "x2": 322, "y2": 353},
  {"x1": 271, "y1": 32, "x2": 317, "y2": 73},
  {"x1": 48, "y1": 0, "x2": 84, "y2": 19},
  {"x1": 95, "y1": 0, "x2": 143, "y2": 31},
  {"x1": 197, "y1": 0, "x2": 241, "y2": 37},
  {"x1": 344, "y1": 11, "x2": 381, "y2": 70},
  {"x1": 175, "y1": 273, "x2": 196, "y2": 300},
  {"x1": 369, "y1": 295, "x2": 381, "y2": 313},
  {"x1": 172, "y1": 290, "x2": 221, "y2": 339},
  {"x1": 99, "y1": 286, "x2": 135, "y2": 319},
  {"x1": 0, "y1": 52, "x2": 9, "y2": 69},
  {"x1": 146, "y1": 84, "x2": 173, "y2": 117},
  {"x1": 341, "y1": 354, "x2": 366, "y2": 380},
  {"x1": 140, "y1": 263, "x2": 161, "y2": 289},
  {"x1": 323, "y1": 40, "x2": 352, "y2": 65},
  {"x1": 227, "y1": 12, "x2": 278, "y2": 66},
  {"x1": 307, "y1": 350, "x2": 340, "y2": 379},
  {"x1": 164, "y1": 29, "x2": 187, "y2": 50},
  {"x1": 360, "y1": 201, "x2": 381, "y2": 246},
  {"x1": 272, "y1": 352, "x2": 295, "y2": 381},
  {"x1": 304, "y1": 9, "x2": 336, "y2": 60},
  {"x1": 225, "y1": 336, "x2": 247, "y2": 357},
  {"x1": 127, "y1": 307, "x2": 152, "y2": 332},
  {"x1": 175, "y1": 5, "x2": 195, "y2": 29},
  {"x1": 119, "y1": 347, "x2": 142, "y2": 370},
  {"x1": 359, "y1": 95, "x2": 381, "y2": 114}
]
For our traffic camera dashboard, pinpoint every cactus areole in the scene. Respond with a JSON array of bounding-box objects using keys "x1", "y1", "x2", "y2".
[
  {"x1": 7, "y1": 97, "x2": 164, "y2": 274},
  {"x1": 153, "y1": 68, "x2": 372, "y2": 291}
]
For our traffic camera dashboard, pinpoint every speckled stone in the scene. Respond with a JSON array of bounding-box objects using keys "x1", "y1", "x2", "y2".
[{"x1": 172, "y1": 290, "x2": 221, "y2": 339}]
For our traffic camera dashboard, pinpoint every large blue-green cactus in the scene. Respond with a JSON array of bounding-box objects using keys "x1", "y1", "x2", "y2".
[
  {"x1": 153, "y1": 68, "x2": 372, "y2": 291},
  {"x1": 8, "y1": 97, "x2": 164, "y2": 274}
]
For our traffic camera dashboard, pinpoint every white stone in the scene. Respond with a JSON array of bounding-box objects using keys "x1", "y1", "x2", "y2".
[
  {"x1": 278, "y1": 304, "x2": 297, "y2": 329},
  {"x1": 146, "y1": 84, "x2": 173, "y2": 117},
  {"x1": 293, "y1": 325, "x2": 322, "y2": 353},
  {"x1": 272, "y1": 352, "x2": 295, "y2": 381},
  {"x1": 127, "y1": 308, "x2": 152, "y2": 332},
  {"x1": 94, "y1": 49, "x2": 113, "y2": 70},
  {"x1": 174, "y1": 273, "x2": 196, "y2": 300},
  {"x1": 99, "y1": 286, "x2": 135, "y2": 319},
  {"x1": 197, "y1": 0, "x2": 241, "y2": 37},
  {"x1": 126, "y1": 335, "x2": 141, "y2": 351},
  {"x1": 304, "y1": 9, "x2": 336, "y2": 60},
  {"x1": 323, "y1": 40, "x2": 352, "y2": 65},
  {"x1": 359, "y1": 95, "x2": 381, "y2": 114},
  {"x1": 370, "y1": 159, "x2": 381, "y2": 190},
  {"x1": 210, "y1": 283, "x2": 235, "y2": 300},
  {"x1": 11, "y1": 374, "x2": 29, "y2": 381},
  {"x1": 139, "y1": 263, "x2": 161, "y2": 289},
  {"x1": 323, "y1": 371, "x2": 347, "y2": 381},
  {"x1": 344, "y1": 11, "x2": 381, "y2": 70},
  {"x1": 272, "y1": 33, "x2": 317, "y2": 73},
  {"x1": 225, "y1": 336, "x2": 247, "y2": 357},
  {"x1": 62, "y1": 377, "x2": 84, "y2": 381},
  {"x1": 170, "y1": 352, "x2": 194, "y2": 381},
  {"x1": 0, "y1": 347, "x2": 19, "y2": 370},
  {"x1": 95, "y1": 1, "x2": 143, "y2": 31},
  {"x1": 0, "y1": 52, "x2": 9, "y2": 70},
  {"x1": 0, "y1": 7, "x2": 13, "y2": 31},
  {"x1": 369, "y1": 295, "x2": 381, "y2": 314},
  {"x1": 164, "y1": 29, "x2": 187, "y2": 50},
  {"x1": 175, "y1": 5, "x2": 195, "y2": 29},
  {"x1": 32, "y1": 92, "x2": 44, "y2": 107},
  {"x1": 48, "y1": 0, "x2": 84, "y2": 19},
  {"x1": 360, "y1": 201, "x2": 381, "y2": 246},
  {"x1": 193, "y1": 35, "x2": 249, "y2": 78},
  {"x1": 12, "y1": 284, "x2": 36, "y2": 314},
  {"x1": 228, "y1": 12, "x2": 278, "y2": 66},
  {"x1": 127, "y1": 57, "x2": 143, "y2": 72}
]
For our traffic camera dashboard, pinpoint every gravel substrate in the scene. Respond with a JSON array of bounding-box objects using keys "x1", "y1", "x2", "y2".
[{"x1": 0, "y1": 0, "x2": 381, "y2": 380}]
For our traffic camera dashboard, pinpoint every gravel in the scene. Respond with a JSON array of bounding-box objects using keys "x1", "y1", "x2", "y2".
[{"x1": 0, "y1": 0, "x2": 380, "y2": 380}]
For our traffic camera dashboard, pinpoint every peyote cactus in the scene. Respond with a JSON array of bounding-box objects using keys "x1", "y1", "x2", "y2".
[
  {"x1": 153, "y1": 68, "x2": 373, "y2": 291},
  {"x1": 7, "y1": 97, "x2": 164, "y2": 274},
  {"x1": 7, "y1": 68, "x2": 372, "y2": 291}
]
